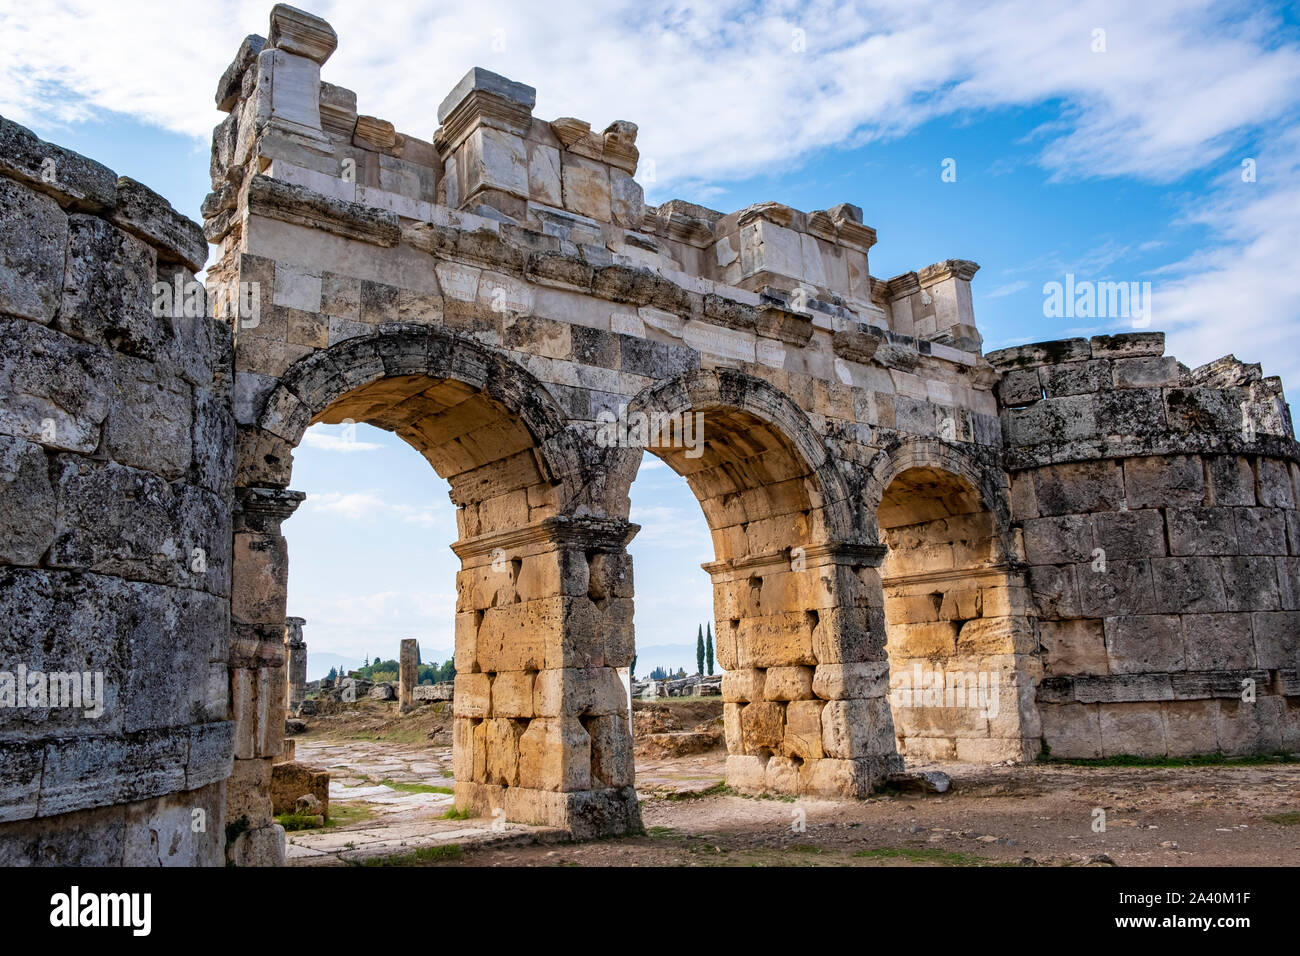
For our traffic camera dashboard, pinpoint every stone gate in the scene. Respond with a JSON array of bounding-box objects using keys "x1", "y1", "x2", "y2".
[{"x1": 0, "y1": 4, "x2": 1296, "y2": 866}]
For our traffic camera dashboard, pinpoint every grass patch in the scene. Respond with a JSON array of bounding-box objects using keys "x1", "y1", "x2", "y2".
[
  {"x1": 1039, "y1": 751, "x2": 1295, "y2": 768},
  {"x1": 664, "y1": 781, "x2": 728, "y2": 801},
  {"x1": 356, "y1": 844, "x2": 462, "y2": 866},
  {"x1": 789, "y1": 843, "x2": 822, "y2": 854},
  {"x1": 276, "y1": 812, "x2": 325, "y2": 832},
  {"x1": 852, "y1": 847, "x2": 994, "y2": 866},
  {"x1": 1264, "y1": 811, "x2": 1300, "y2": 826},
  {"x1": 379, "y1": 778, "x2": 453, "y2": 795},
  {"x1": 322, "y1": 802, "x2": 374, "y2": 828},
  {"x1": 442, "y1": 806, "x2": 473, "y2": 820},
  {"x1": 646, "y1": 826, "x2": 678, "y2": 837}
]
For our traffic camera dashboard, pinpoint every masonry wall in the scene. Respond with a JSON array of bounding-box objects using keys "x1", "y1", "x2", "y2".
[
  {"x1": 0, "y1": 117, "x2": 233, "y2": 864},
  {"x1": 991, "y1": 333, "x2": 1300, "y2": 757}
]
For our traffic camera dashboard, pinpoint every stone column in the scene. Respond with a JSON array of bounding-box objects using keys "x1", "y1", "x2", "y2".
[
  {"x1": 713, "y1": 542, "x2": 902, "y2": 798},
  {"x1": 399, "y1": 638, "x2": 419, "y2": 712},
  {"x1": 449, "y1": 516, "x2": 642, "y2": 838},
  {"x1": 284, "y1": 616, "x2": 307, "y2": 714},
  {"x1": 227, "y1": 486, "x2": 305, "y2": 866}
]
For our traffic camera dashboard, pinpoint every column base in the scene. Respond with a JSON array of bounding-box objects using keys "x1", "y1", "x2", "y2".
[{"x1": 455, "y1": 782, "x2": 643, "y2": 839}]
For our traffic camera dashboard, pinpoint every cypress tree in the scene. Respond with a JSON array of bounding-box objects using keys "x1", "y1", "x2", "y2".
[
  {"x1": 705, "y1": 623, "x2": 714, "y2": 676},
  {"x1": 696, "y1": 624, "x2": 705, "y2": 675}
]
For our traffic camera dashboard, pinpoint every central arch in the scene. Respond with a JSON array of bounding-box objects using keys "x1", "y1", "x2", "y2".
[
  {"x1": 233, "y1": 325, "x2": 640, "y2": 840},
  {"x1": 611, "y1": 368, "x2": 903, "y2": 798}
]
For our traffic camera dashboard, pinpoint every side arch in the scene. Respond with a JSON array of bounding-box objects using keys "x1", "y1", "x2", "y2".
[{"x1": 255, "y1": 324, "x2": 594, "y2": 512}]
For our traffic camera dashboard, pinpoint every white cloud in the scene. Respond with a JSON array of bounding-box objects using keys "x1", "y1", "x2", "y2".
[
  {"x1": 309, "y1": 491, "x2": 387, "y2": 519},
  {"x1": 986, "y1": 280, "x2": 1029, "y2": 299},
  {"x1": 301, "y1": 430, "x2": 384, "y2": 453},
  {"x1": 5, "y1": 1, "x2": 1296, "y2": 193}
]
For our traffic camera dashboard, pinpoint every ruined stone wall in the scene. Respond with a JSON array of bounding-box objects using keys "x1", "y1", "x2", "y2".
[
  {"x1": 991, "y1": 333, "x2": 1300, "y2": 757},
  {"x1": 0, "y1": 118, "x2": 233, "y2": 864}
]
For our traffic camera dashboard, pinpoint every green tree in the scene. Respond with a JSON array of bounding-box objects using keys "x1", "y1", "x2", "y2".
[
  {"x1": 696, "y1": 624, "x2": 705, "y2": 675},
  {"x1": 705, "y1": 623, "x2": 714, "y2": 676},
  {"x1": 631, "y1": 654, "x2": 637, "y2": 679}
]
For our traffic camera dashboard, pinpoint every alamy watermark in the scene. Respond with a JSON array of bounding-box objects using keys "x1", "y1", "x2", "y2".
[
  {"x1": 1043, "y1": 273, "x2": 1152, "y2": 328},
  {"x1": 152, "y1": 273, "x2": 261, "y2": 328},
  {"x1": 0, "y1": 665, "x2": 105, "y2": 718},
  {"x1": 595, "y1": 405, "x2": 706, "y2": 458},
  {"x1": 889, "y1": 663, "x2": 1000, "y2": 718}
]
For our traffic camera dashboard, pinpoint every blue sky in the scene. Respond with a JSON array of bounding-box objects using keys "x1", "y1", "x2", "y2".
[{"x1": 4, "y1": 0, "x2": 1297, "y2": 675}]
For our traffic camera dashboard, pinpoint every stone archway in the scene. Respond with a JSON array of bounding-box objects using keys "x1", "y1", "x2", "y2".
[
  {"x1": 230, "y1": 325, "x2": 641, "y2": 849},
  {"x1": 865, "y1": 439, "x2": 1041, "y2": 762},
  {"x1": 610, "y1": 368, "x2": 902, "y2": 797}
]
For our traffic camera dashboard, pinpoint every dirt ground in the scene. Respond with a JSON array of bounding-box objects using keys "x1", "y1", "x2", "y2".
[{"x1": 286, "y1": 697, "x2": 1300, "y2": 867}]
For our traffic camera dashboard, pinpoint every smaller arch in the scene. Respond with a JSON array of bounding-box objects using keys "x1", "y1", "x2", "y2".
[{"x1": 863, "y1": 437, "x2": 1015, "y2": 558}]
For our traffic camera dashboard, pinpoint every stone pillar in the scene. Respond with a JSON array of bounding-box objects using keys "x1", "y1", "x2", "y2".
[
  {"x1": 399, "y1": 638, "x2": 419, "y2": 712},
  {"x1": 712, "y1": 542, "x2": 902, "y2": 798},
  {"x1": 284, "y1": 616, "x2": 307, "y2": 714},
  {"x1": 449, "y1": 516, "x2": 641, "y2": 838},
  {"x1": 227, "y1": 486, "x2": 305, "y2": 866},
  {"x1": 434, "y1": 67, "x2": 536, "y2": 221}
]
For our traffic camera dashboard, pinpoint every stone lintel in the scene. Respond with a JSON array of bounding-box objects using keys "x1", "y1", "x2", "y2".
[{"x1": 703, "y1": 542, "x2": 887, "y2": 577}]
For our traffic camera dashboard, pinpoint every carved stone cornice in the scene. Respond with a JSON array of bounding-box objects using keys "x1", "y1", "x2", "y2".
[{"x1": 452, "y1": 515, "x2": 640, "y2": 559}]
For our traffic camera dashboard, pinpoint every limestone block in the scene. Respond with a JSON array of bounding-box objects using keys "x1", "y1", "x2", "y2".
[
  {"x1": 763, "y1": 665, "x2": 814, "y2": 701},
  {"x1": 1207, "y1": 456, "x2": 1256, "y2": 506},
  {"x1": 560, "y1": 154, "x2": 611, "y2": 222},
  {"x1": 586, "y1": 714, "x2": 634, "y2": 787},
  {"x1": 484, "y1": 717, "x2": 525, "y2": 786},
  {"x1": 1251, "y1": 611, "x2": 1300, "y2": 669},
  {"x1": 1235, "y1": 507, "x2": 1288, "y2": 555},
  {"x1": 1023, "y1": 514, "x2": 1094, "y2": 565},
  {"x1": 1181, "y1": 612, "x2": 1256, "y2": 669},
  {"x1": 1026, "y1": 563, "x2": 1081, "y2": 620},
  {"x1": 821, "y1": 698, "x2": 892, "y2": 758},
  {"x1": 1032, "y1": 461, "x2": 1123, "y2": 516},
  {"x1": 1038, "y1": 619, "x2": 1108, "y2": 676},
  {"x1": 1103, "y1": 615, "x2": 1185, "y2": 674},
  {"x1": 1038, "y1": 701, "x2": 1102, "y2": 758},
  {"x1": 724, "y1": 754, "x2": 768, "y2": 791},
  {"x1": 532, "y1": 666, "x2": 627, "y2": 717},
  {"x1": 60, "y1": 214, "x2": 158, "y2": 358},
  {"x1": 609, "y1": 169, "x2": 645, "y2": 229},
  {"x1": 1124, "y1": 455, "x2": 1205, "y2": 508},
  {"x1": 721, "y1": 667, "x2": 764, "y2": 702},
  {"x1": 0, "y1": 179, "x2": 68, "y2": 323},
  {"x1": 0, "y1": 436, "x2": 56, "y2": 565},
  {"x1": 491, "y1": 670, "x2": 536, "y2": 718},
  {"x1": 1091, "y1": 509, "x2": 1167, "y2": 560},
  {"x1": 782, "y1": 699, "x2": 826, "y2": 759},
  {"x1": 454, "y1": 673, "x2": 491, "y2": 718},
  {"x1": 1219, "y1": 555, "x2": 1281, "y2": 612},
  {"x1": 811, "y1": 661, "x2": 890, "y2": 700},
  {"x1": 1167, "y1": 507, "x2": 1238, "y2": 556},
  {"x1": 517, "y1": 716, "x2": 590, "y2": 791},
  {"x1": 739, "y1": 700, "x2": 785, "y2": 753},
  {"x1": 1098, "y1": 702, "x2": 1167, "y2": 756},
  {"x1": 1151, "y1": 557, "x2": 1228, "y2": 614},
  {"x1": 1112, "y1": 355, "x2": 1180, "y2": 388},
  {"x1": 1077, "y1": 560, "x2": 1155, "y2": 618}
]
